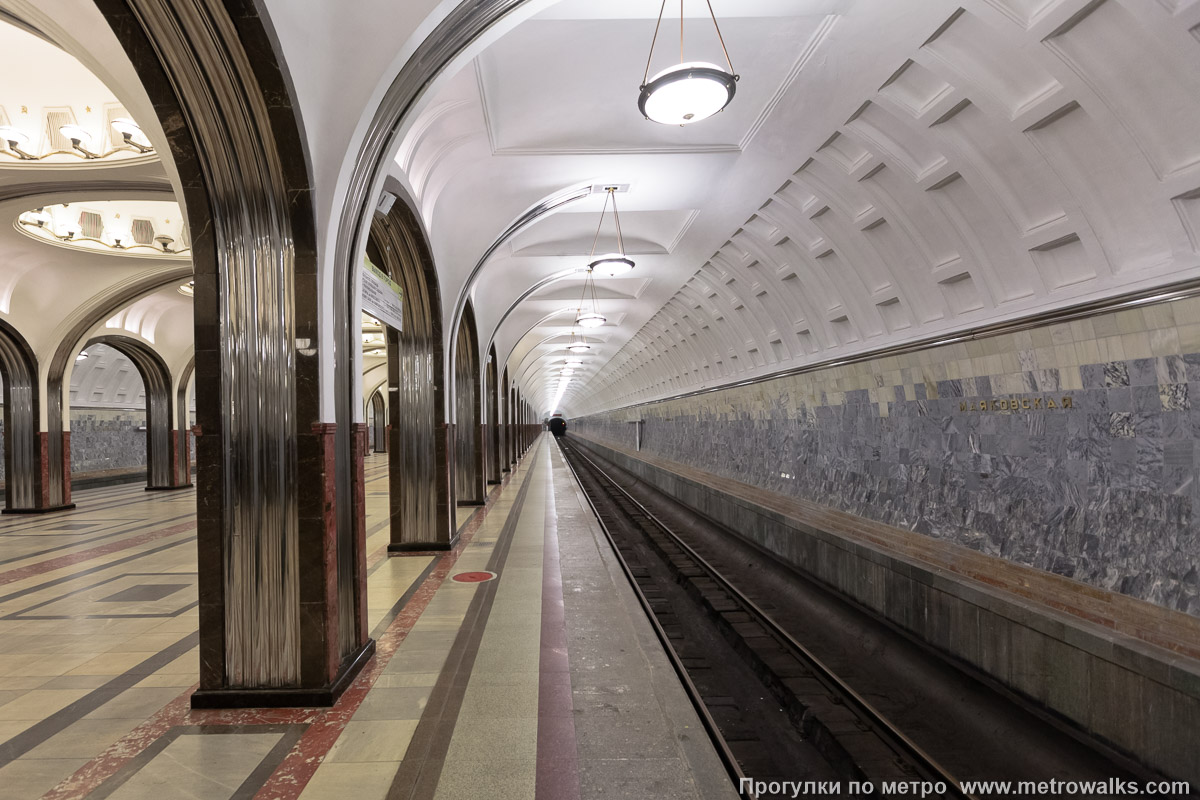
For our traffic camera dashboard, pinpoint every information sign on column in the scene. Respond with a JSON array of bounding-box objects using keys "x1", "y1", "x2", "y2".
[{"x1": 362, "y1": 257, "x2": 404, "y2": 331}]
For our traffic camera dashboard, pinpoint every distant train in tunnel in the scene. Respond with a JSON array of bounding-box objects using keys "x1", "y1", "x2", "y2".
[{"x1": 548, "y1": 416, "x2": 567, "y2": 437}]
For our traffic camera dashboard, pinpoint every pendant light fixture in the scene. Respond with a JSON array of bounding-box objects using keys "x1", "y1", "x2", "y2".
[
  {"x1": 639, "y1": 0, "x2": 739, "y2": 126},
  {"x1": 572, "y1": 255, "x2": 606, "y2": 328},
  {"x1": 588, "y1": 187, "x2": 635, "y2": 277}
]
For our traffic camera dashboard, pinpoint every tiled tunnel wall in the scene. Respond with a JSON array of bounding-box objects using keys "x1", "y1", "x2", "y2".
[{"x1": 572, "y1": 295, "x2": 1200, "y2": 619}]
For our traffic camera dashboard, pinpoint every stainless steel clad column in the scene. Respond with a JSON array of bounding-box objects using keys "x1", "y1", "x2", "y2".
[
  {"x1": 0, "y1": 321, "x2": 40, "y2": 512},
  {"x1": 96, "y1": 0, "x2": 370, "y2": 706}
]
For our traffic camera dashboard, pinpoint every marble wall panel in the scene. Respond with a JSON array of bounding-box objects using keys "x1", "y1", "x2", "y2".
[
  {"x1": 0, "y1": 408, "x2": 154, "y2": 480},
  {"x1": 574, "y1": 298, "x2": 1200, "y2": 617}
]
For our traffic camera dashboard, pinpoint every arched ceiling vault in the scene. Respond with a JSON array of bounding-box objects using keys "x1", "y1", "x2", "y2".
[{"x1": 394, "y1": 0, "x2": 1200, "y2": 417}]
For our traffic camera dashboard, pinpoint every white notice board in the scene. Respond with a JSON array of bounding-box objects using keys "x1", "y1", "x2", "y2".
[{"x1": 362, "y1": 258, "x2": 404, "y2": 331}]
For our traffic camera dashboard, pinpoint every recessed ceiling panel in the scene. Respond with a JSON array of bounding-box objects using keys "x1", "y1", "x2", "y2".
[
  {"x1": 509, "y1": 209, "x2": 697, "y2": 256},
  {"x1": 477, "y1": 15, "x2": 830, "y2": 153}
]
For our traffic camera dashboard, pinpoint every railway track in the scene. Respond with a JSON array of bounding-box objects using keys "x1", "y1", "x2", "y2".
[{"x1": 558, "y1": 437, "x2": 974, "y2": 800}]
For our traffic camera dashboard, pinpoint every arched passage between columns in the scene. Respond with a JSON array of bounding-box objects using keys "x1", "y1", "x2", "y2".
[
  {"x1": 365, "y1": 190, "x2": 453, "y2": 552},
  {"x1": 367, "y1": 390, "x2": 386, "y2": 453},
  {"x1": 175, "y1": 357, "x2": 195, "y2": 489},
  {"x1": 44, "y1": 267, "x2": 191, "y2": 509},
  {"x1": 82, "y1": 335, "x2": 181, "y2": 491},
  {"x1": 453, "y1": 300, "x2": 485, "y2": 506}
]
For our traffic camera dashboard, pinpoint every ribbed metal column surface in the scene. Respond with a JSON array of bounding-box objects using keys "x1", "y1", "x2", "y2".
[
  {"x1": 453, "y1": 314, "x2": 480, "y2": 502},
  {"x1": 394, "y1": 348, "x2": 439, "y2": 539},
  {"x1": 369, "y1": 208, "x2": 445, "y2": 547},
  {"x1": 0, "y1": 329, "x2": 37, "y2": 509},
  {"x1": 176, "y1": 359, "x2": 195, "y2": 484},
  {"x1": 119, "y1": 0, "x2": 303, "y2": 687},
  {"x1": 220, "y1": 203, "x2": 299, "y2": 686}
]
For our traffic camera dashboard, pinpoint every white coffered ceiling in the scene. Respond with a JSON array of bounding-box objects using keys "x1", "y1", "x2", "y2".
[{"x1": 394, "y1": 0, "x2": 1200, "y2": 416}]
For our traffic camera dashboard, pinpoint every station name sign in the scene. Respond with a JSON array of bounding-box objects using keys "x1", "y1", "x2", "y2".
[{"x1": 959, "y1": 395, "x2": 1074, "y2": 412}]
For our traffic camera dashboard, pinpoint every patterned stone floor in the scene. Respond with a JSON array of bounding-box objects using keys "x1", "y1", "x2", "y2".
[{"x1": 0, "y1": 437, "x2": 733, "y2": 800}]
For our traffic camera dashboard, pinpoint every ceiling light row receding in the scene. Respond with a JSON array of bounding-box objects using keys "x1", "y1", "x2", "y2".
[{"x1": 555, "y1": 3, "x2": 742, "y2": 401}]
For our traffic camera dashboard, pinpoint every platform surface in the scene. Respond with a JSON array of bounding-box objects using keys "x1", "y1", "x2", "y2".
[{"x1": 0, "y1": 436, "x2": 734, "y2": 800}]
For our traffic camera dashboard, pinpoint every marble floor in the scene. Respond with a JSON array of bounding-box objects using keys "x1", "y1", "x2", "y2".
[{"x1": 0, "y1": 436, "x2": 734, "y2": 800}]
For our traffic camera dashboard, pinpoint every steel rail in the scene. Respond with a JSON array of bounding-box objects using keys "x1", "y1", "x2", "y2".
[{"x1": 565, "y1": 439, "x2": 979, "y2": 800}]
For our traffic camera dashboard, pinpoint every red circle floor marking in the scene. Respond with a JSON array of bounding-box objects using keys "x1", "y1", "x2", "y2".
[{"x1": 452, "y1": 570, "x2": 497, "y2": 583}]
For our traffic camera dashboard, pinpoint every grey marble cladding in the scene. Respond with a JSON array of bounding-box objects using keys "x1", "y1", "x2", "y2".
[
  {"x1": 574, "y1": 353, "x2": 1200, "y2": 617},
  {"x1": 0, "y1": 409, "x2": 148, "y2": 480},
  {"x1": 69, "y1": 410, "x2": 148, "y2": 473}
]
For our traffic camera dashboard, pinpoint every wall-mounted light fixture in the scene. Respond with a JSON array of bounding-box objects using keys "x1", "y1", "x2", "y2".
[
  {"x1": 639, "y1": 0, "x2": 739, "y2": 126},
  {"x1": 0, "y1": 126, "x2": 34, "y2": 159},
  {"x1": 55, "y1": 220, "x2": 82, "y2": 240},
  {"x1": 59, "y1": 124, "x2": 99, "y2": 158},
  {"x1": 110, "y1": 118, "x2": 153, "y2": 153}
]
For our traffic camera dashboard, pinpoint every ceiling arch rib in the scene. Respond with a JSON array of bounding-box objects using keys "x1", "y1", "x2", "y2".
[{"x1": 731, "y1": 221, "x2": 820, "y2": 355}]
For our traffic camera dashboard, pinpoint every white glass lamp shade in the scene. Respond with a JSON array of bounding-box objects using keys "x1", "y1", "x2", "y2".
[
  {"x1": 639, "y1": 62, "x2": 737, "y2": 126},
  {"x1": 75, "y1": 352, "x2": 89, "y2": 362},
  {"x1": 110, "y1": 118, "x2": 142, "y2": 137},
  {"x1": 21, "y1": 209, "x2": 51, "y2": 227},
  {"x1": 561, "y1": 369, "x2": 575, "y2": 376},
  {"x1": 58, "y1": 124, "x2": 93, "y2": 145},
  {"x1": 576, "y1": 311, "x2": 606, "y2": 328},
  {"x1": 0, "y1": 126, "x2": 30, "y2": 146},
  {"x1": 589, "y1": 253, "x2": 635, "y2": 277},
  {"x1": 567, "y1": 343, "x2": 590, "y2": 353},
  {"x1": 564, "y1": 358, "x2": 584, "y2": 367},
  {"x1": 104, "y1": 222, "x2": 132, "y2": 246},
  {"x1": 56, "y1": 221, "x2": 83, "y2": 239}
]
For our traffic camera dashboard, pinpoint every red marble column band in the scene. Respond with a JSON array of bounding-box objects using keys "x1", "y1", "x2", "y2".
[
  {"x1": 38, "y1": 431, "x2": 50, "y2": 508},
  {"x1": 352, "y1": 422, "x2": 370, "y2": 644},
  {"x1": 61, "y1": 431, "x2": 72, "y2": 505},
  {"x1": 169, "y1": 429, "x2": 192, "y2": 487},
  {"x1": 311, "y1": 422, "x2": 341, "y2": 684},
  {"x1": 4, "y1": 432, "x2": 76, "y2": 513},
  {"x1": 441, "y1": 422, "x2": 457, "y2": 538}
]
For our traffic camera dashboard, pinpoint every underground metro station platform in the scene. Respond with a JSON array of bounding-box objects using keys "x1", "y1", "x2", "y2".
[{"x1": 0, "y1": 0, "x2": 1198, "y2": 797}]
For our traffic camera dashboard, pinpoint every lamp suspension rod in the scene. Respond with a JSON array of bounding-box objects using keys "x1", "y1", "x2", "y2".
[
  {"x1": 643, "y1": 0, "x2": 670, "y2": 85},
  {"x1": 680, "y1": 0, "x2": 684, "y2": 64},
  {"x1": 588, "y1": 190, "x2": 612, "y2": 258},
  {"x1": 704, "y1": 0, "x2": 736, "y2": 74},
  {"x1": 588, "y1": 266, "x2": 598, "y2": 308},
  {"x1": 610, "y1": 188, "x2": 626, "y2": 255}
]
